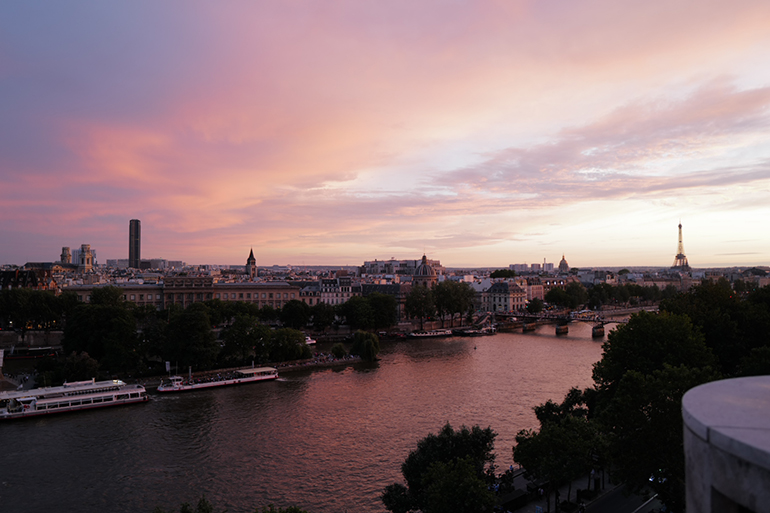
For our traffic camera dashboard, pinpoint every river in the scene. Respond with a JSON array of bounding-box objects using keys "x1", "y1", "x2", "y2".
[{"x1": 0, "y1": 323, "x2": 604, "y2": 513}]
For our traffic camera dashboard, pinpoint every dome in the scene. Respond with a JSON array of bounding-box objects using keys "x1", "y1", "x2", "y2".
[{"x1": 414, "y1": 255, "x2": 437, "y2": 277}]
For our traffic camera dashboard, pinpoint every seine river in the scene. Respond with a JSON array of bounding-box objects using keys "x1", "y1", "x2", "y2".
[{"x1": 0, "y1": 324, "x2": 604, "y2": 513}]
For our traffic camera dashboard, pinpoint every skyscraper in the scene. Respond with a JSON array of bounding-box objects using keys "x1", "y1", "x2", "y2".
[{"x1": 129, "y1": 219, "x2": 141, "y2": 269}]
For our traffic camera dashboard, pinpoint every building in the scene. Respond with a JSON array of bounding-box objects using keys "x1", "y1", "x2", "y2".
[
  {"x1": 60, "y1": 247, "x2": 71, "y2": 264},
  {"x1": 361, "y1": 257, "x2": 444, "y2": 277},
  {"x1": 129, "y1": 219, "x2": 141, "y2": 269},
  {"x1": 558, "y1": 255, "x2": 570, "y2": 274},
  {"x1": 246, "y1": 249, "x2": 257, "y2": 279},
  {"x1": 413, "y1": 255, "x2": 439, "y2": 288},
  {"x1": 66, "y1": 278, "x2": 302, "y2": 310},
  {"x1": 482, "y1": 281, "x2": 527, "y2": 312},
  {"x1": 77, "y1": 244, "x2": 94, "y2": 273}
]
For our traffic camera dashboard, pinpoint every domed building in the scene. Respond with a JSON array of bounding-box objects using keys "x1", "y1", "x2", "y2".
[
  {"x1": 413, "y1": 255, "x2": 438, "y2": 288},
  {"x1": 558, "y1": 254, "x2": 570, "y2": 274}
]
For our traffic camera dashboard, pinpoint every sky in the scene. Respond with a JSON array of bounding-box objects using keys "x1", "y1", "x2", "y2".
[{"x1": 2, "y1": 1, "x2": 770, "y2": 269}]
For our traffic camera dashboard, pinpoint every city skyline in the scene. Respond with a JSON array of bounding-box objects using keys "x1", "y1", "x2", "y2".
[{"x1": 2, "y1": 1, "x2": 770, "y2": 268}]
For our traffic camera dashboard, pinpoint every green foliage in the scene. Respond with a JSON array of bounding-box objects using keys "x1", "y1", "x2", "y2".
[
  {"x1": 280, "y1": 300, "x2": 311, "y2": 330},
  {"x1": 490, "y1": 269, "x2": 516, "y2": 278},
  {"x1": 0, "y1": 288, "x2": 64, "y2": 333},
  {"x1": 661, "y1": 279, "x2": 770, "y2": 375},
  {"x1": 330, "y1": 342, "x2": 347, "y2": 359},
  {"x1": 336, "y1": 296, "x2": 374, "y2": 330},
  {"x1": 592, "y1": 310, "x2": 716, "y2": 396},
  {"x1": 367, "y1": 292, "x2": 398, "y2": 330},
  {"x1": 382, "y1": 423, "x2": 496, "y2": 513},
  {"x1": 433, "y1": 281, "x2": 476, "y2": 328},
  {"x1": 421, "y1": 456, "x2": 496, "y2": 513},
  {"x1": 63, "y1": 292, "x2": 141, "y2": 373},
  {"x1": 269, "y1": 328, "x2": 311, "y2": 362},
  {"x1": 526, "y1": 298, "x2": 544, "y2": 314},
  {"x1": 601, "y1": 364, "x2": 719, "y2": 511},
  {"x1": 164, "y1": 302, "x2": 220, "y2": 370},
  {"x1": 514, "y1": 415, "x2": 600, "y2": 505},
  {"x1": 405, "y1": 285, "x2": 435, "y2": 330},
  {"x1": 221, "y1": 315, "x2": 271, "y2": 365},
  {"x1": 349, "y1": 330, "x2": 380, "y2": 362},
  {"x1": 310, "y1": 302, "x2": 336, "y2": 332}
]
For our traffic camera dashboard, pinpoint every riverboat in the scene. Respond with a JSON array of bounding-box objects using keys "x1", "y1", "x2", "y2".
[
  {"x1": 156, "y1": 366, "x2": 278, "y2": 393},
  {"x1": 592, "y1": 325, "x2": 605, "y2": 338},
  {"x1": 555, "y1": 325, "x2": 569, "y2": 335},
  {"x1": 305, "y1": 336, "x2": 317, "y2": 345},
  {"x1": 3, "y1": 346, "x2": 58, "y2": 360},
  {"x1": 0, "y1": 379, "x2": 149, "y2": 420},
  {"x1": 408, "y1": 329, "x2": 453, "y2": 338}
]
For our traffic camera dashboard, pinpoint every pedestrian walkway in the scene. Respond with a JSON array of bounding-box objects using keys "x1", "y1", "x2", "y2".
[{"x1": 497, "y1": 468, "x2": 662, "y2": 513}]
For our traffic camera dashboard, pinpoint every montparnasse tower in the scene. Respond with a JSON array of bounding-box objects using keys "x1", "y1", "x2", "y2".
[{"x1": 672, "y1": 221, "x2": 690, "y2": 271}]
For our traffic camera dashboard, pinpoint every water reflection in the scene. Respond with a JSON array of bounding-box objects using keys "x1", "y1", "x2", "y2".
[{"x1": 0, "y1": 328, "x2": 602, "y2": 513}]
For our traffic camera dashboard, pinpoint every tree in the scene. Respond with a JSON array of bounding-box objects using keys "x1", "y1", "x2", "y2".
[
  {"x1": 405, "y1": 285, "x2": 434, "y2": 330},
  {"x1": 164, "y1": 302, "x2": 220, "y2": 370},
  {"x1": 368, "y1": 292, "x2": 398, "y2": 330},
  {"x1": 349, "y1": 330, "x2": 380, "y2": 362},
  {"x1": 526, "y1": 298, "x2": 544, "y2": 314},
  {"x1": 599, "y1": 365, "x2": 719, "y2": 511},
  {"x1": 221, "y1": 315, "x2": 271, "y2": 364},
  {"x1": 268, "y1": 328, "x2": 311, "y2": 362},
  {"x1": 280, "y1": 300, "x2": 311, "y2": 330},
  {"x1": 514, "y1": 416, "x2": 598, "y2": 510},
  {"x1": 382, "y1": 423, "x2": 497, "y2": 513},
  {"x1": 330, "y1": 342, "x2": 347, "y2": 359},
  {"x1": 490, "y1": 269, "x2": 516, "y2": 278},
  {"x1": 433, "y1": 281, "x2": 476, "y2": 328},
  {"x1": 310, "y1": 302, "x2": 336, "y2": 332},
  {"x1": 591, "y1": 310, "x2": 720, "y2": 511},
  {"x1": 337, "y1": 296, "x2": 374, "y2": 330},
  {"x1": 63, "y1": 292, "x2": 141, "y2": 373}
]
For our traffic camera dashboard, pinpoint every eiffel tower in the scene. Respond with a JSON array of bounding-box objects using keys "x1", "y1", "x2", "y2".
[{"x1": 672, "y1": 221, "x2": 690, "y2": 270}]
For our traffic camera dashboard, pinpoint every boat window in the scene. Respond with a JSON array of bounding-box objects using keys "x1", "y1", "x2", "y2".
[
  {"x1": 70, "y1": 400, "x2": 81, "y2": 406},
  {"x1": 130, "y1": 393, "x2": 139, "y2": 398},
  {"x1": 102, "y1": 397, "x2": 112, "y2": 402},
  {"x1": 48, "y1": 403, "x2": 58, "y2": 409}
]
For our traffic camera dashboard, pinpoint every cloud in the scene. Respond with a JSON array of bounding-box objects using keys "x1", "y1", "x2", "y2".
[{"x1": 444, "y1": 82, "x2": 770, "y2": 208}]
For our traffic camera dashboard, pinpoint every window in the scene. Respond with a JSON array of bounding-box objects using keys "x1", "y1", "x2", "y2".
[
  {"x1": 291, "y1": 293, "x2": 295, "y2": 299},
  {"x1": 239, "y1": 293, "x2": 244, "y2": 299},
  {"x1": 224, "y1": 293, "x2": 228, "y2": 299},
  {"x1": 139, "y1": 294, "x2": 144, "y2": 300},
  {"x1": 246, "y1": 293, "x2": 251, "y2": 299},
  {"x1": 130, "y1": 294, "x2": 135, "y2": 300},
  {"x1": 262, "y1": 293, "x2": 266, "y2": 298},
  {"x1": 215, "y1": 293, "x2": 220, "y2": 299},
  {"x1": 269, "y1": 293, "x2": 273, "y2": 299},
  {"x1": 284, "y1": 293, "x2": 288, "y2": 299}
]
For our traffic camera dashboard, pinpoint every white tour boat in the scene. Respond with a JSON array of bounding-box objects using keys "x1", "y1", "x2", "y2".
[
  {"x1": 0, "y1": 379, "x2": 149, "y2": 420},
  {"x1": 305, "y1": 336, "x2": 317, "y2": 345},
  {"x1": 156, "y1": 366, "x2": 278, "y2": 393}
]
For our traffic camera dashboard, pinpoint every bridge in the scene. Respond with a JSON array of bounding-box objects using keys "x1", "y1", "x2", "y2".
[{"x1": 487, "y1": 308, "x2": 656, "y2": 336}]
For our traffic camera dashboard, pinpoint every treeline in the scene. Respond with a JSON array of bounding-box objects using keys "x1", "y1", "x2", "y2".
[
  {"x1": 404, "y1": 281, "x2": 476, "y2": 329},
  {"x1": 1, "y1": 286, "x2": 395, "y2": 384},
  {"x1": 543, "y1": 281, "x2": 680, "y2": 310},
  {"x1": 511, "y1": 279, "x2": 770, "y2": 512}
]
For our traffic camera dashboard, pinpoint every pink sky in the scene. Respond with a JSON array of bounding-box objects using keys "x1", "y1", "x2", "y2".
[{"x1": 2, "y1": 1, "x2": 769, "y2": 268}]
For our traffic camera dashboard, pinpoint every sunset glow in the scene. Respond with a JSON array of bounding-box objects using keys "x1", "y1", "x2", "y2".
[{"x1": 2, "y1": 1, "x2": 769, "y2": 267}]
